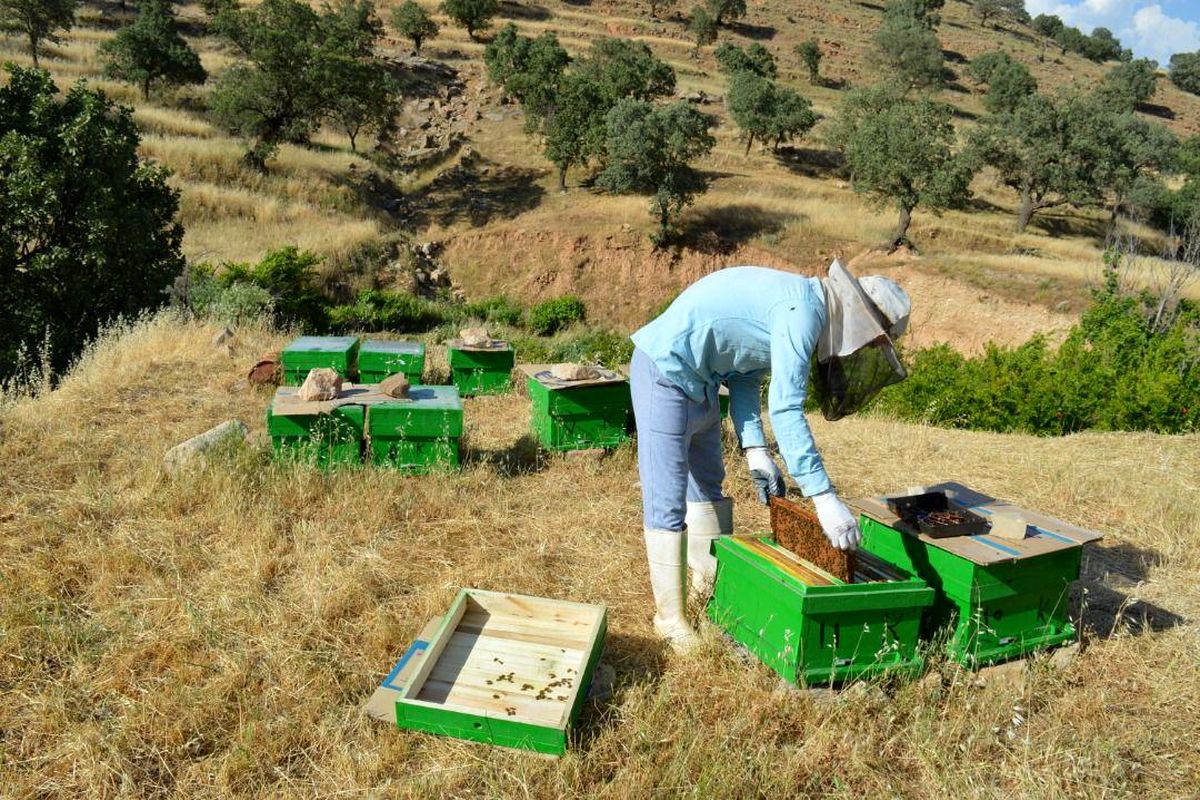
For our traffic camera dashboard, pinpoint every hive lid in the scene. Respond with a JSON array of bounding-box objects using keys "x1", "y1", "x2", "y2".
[
  {"x1": 446, "y1": 338, "x2": 511, "y2": 352},
  {"x1": 270, "y1": 384, "x2": 394, "y2": 416},
  {"x1": 850, "y1": 480, "x2": 1104, "y2": 565},
  {"x1": 361, "y1": 339, "x2": 425, "y2": 355},
  {"x1": 283, "y1": 335, "x2": 360, "y2": 353}
]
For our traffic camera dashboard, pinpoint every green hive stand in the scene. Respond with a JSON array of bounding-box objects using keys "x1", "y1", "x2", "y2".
[
  {"x1": 359, "y1": 339, "x2": 426, "y2": 385},
  {"x1": 448, "y1": 344, "x2": 515, "y2": 396},
  {"x1": 281, "y1": 336, "x2": 361, "y2": 386},
  {"x1": 524, "y1": 366, "x2": 631, "y2": 452},
  {"x1": 368, "y1": 385, "x2": 463, "y2": 472},
  {"x1": 852, "y1": 484, "x2": 1102, "y2": 667},
  {"x1": 707, "y1": 536, "x2": 934, "y2": 685},
  {"x1": 266, "y1": 403, "x2": 364, "y2": 469}
]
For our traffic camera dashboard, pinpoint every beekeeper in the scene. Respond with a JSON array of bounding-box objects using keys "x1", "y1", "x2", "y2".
[{"x1": 629, "y1": 260, "x2": 911, "y2": 651}]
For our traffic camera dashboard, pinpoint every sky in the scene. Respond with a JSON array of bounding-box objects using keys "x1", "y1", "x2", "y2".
[{"x1": 1025, "y1": 0, "x2": 1200, "y2": 65}]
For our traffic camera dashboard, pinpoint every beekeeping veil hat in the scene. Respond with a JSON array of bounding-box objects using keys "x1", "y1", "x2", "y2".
[{"x1": 813, "y1": 259, "x2": 911, "y2": 421}]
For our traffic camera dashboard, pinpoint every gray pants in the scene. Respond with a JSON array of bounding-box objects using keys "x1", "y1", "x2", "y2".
[{"x1": 630, "y1": 348, "x2": 726, "y2": 531}]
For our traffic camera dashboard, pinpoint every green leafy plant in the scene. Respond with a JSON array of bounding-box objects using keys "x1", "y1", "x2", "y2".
[
  {"x1": 527, "y1": 296, "x2": 587, "y2": 335},
  {"x1": 99, "y1": 0, "x2": 206, "y2": 100}
]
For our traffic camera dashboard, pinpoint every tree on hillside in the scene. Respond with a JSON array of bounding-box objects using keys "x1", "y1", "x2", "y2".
[
  {"x1": 440, "y1": 0, "x2": 497, "y2": 41},
  {"x1": 596, "y1": 99, "x2": 716, "y2": 244},
  {"x1": 649, "y1": 0, "x2": 676, "y2": 20},
  {"x1": 390, "y1": 1, "x2": 438, "y2": 54},
  {"x1": 1088, "y1": 109, "x2": 1178, "y2": 225},
  {"x1": 1031, "y1": 13, "x2": 1063, "y2": 39},
  {"x1": 796, "y1": 39, "x2": 821, "y2": 84},
  {"x1": 871, "y1": 11, "x2": 945, "y2": 94},
  {"x1": 688, "y1": 6, "x2": 717, "y2": 55},
  {"x1": 576, "y1": 37, "x2": 676, "y2": 103},
  {"x1": 543, "y1": 74, "x2": 607, "y2": 190},
  {"x1": 705, "y1": 0, "x2": 746, "y2": 27},
  {"x1": 0, "y1": 0, "x2": 77, "y2": 68},
  {"x1": 324, "y1": 61, "x2": 398, "y2": 151},
  {"x1": 967, "y1": 52, "x2": 1036, "y2": 114},
  {"x1": 726, "y1": 70, "x2": 816, "y2": 153},
  {"x1": 835, "y1": 89, "x2": 972, "y2": 250},
  {"x1": 99, "y1": 0, "x2": 206, "y2": 100},
  {"x1": 0, "y1": 65, "x2": 184, "y2": 379},
  {"x1": 484, "y1": 26, "x2": 570, "y2": 128},
  {"x1": 973, "y1": 0, "x2": 1027, "y2": 29},
  {"x1": 969, "y1": 92, "x2": 1096, "y2": 231},
  {"x1": 1085, "y1": 27, "x2": 1127, "y2": 63},
  {"x1": 1170, "y1": 52, "x2": 1200, "y2": 96},
  {"x1": 883, "y1": 0, "x2": 943, "y2": 29},
  {"x1": 714, "y1": 42, "x2": 776, "y2": 78},
  {"x1": 1099, "y1": 58, "x2": 1159, "y2": 110},
  {"x1": 212, "y1": 0, "x2": 390, "y2": 170}
]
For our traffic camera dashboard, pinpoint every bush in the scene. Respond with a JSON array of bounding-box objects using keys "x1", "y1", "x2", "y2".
[
  {"x1": 874, "y1": 290, "x2": 1200, "y2": 434},
  {"x1": 527, "y1": 295, "x2": 587, "y2": 335},
  {"x1": 461, "y1": 295, "x2": 524, "y2": 327},
  {"x1": 207, "y1": 247, "x2": 329, "y2": 332},
  {"x1": 509, "y1": 327, "x2": 632, "y2": 368},
  {"x1": 187, "y1": 265, "x2": 276, "y2": 325},
  {"x1": 328, "y1": 289, "x2": 448, "y2": 332}
]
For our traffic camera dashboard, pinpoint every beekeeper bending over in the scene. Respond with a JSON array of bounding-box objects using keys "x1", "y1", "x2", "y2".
[{"x1": 629, "y1": 260, "x2": 911, "y2": 651}]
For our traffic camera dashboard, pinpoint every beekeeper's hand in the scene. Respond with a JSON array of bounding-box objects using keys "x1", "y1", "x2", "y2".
[
  {"x1": 812, "y1": 491, "x2": 861, "y2": 551},
  {"x1": 745, "y1": 446, "x2": 785, "y2": 505}
]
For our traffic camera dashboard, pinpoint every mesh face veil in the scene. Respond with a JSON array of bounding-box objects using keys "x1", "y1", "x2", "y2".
[{"x1": 813, "y1": 260, "x2": 910, "y2": 421}]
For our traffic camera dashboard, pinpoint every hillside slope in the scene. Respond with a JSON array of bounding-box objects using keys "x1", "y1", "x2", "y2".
[{"x1": 0, "y1": 316, "x2": 1196, "y2": 796}]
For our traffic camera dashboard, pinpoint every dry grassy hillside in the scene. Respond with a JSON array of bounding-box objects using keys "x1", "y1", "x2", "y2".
[
  {"x1": 3, "y1": 1, "x2": 1196, "y2": 334},
  {"x1": 0, "y1": 316, "x2": 1197, "y2": 797}
]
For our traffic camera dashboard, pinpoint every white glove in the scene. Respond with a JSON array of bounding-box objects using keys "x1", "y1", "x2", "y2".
[
  {"x1": 745, "y1": 446, "x2": 785, "y2": 505},
  {"x1": 812, "y1": 491, "x2": 861, "y2": 551}
]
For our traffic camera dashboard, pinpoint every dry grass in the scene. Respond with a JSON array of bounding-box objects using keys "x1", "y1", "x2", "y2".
[{"x1": 1, "y1": 317, "x2": 1197, "y2": 797}]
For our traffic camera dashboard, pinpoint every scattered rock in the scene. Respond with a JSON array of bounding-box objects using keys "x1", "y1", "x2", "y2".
[
  {"x1": 1054, "y1": 300, "x2": 1071, "y2": 312},
  {"x1": 163, "y1": 420, "x2": 249, "y2": 473},
  {"x1": 920, "y1": 669, "x2": 944, "y2": 700},
  {"x1": 460, "y1": 326, "x2": 491, "y2": 346},
  {"x1": 484, "y1": 111, "x2": 506, "y2": 122},
  {"x1": 1048, "y1": 642, "x2": 1081, "y2": 671},
  {"x1": 211, "y1": 326, "x2": 234, "y2": 347},
  {"x1": 551, "y1": 363, "x2": 600, "y2": 381},
  {"x1": 380, "y1": 373, "x2": 411, "y2": 399},
  {"x1": 228, "y1": 378, "x2": 250, "y2": 393},
  {"x1": 298, "y1": 368, "x2": 343, "y2": 401},
  {"x1": 972, "y1": 658, "x2": 1027, "y2": 690}
]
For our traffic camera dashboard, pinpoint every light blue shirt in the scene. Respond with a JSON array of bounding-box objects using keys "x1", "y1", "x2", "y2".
[{"x1": 630, "y1": 267, "x2": 832, "y2": 497}]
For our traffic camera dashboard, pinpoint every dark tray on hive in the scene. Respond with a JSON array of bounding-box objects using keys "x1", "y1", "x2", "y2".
[{"x1": 885, "y1": 491, "x2": 991, "y2": 539}]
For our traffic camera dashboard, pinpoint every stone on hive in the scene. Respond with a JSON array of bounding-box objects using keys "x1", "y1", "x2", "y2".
[
  {"x1": 551, "y1": 363, "x2": 599, "y2": 381},
  {"x1": 380, "y1": 373, "x2": 411, "y2": 399},
  {"x1": 298, "y1": 368, "x2": 343, "y2": 401},
  {"x1": 460, "y1": 326, "x2": 491, "y2": 346}
]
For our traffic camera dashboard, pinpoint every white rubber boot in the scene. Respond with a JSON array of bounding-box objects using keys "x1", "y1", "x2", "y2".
[
  {"x1": 644, "y1": 528, "x2": 698, "y2": 653},
  {"x1": 686, "y1": 498, "x2": 734, "y2": 592}
]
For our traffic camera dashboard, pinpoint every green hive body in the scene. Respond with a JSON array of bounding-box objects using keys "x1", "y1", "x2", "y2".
[
  {"x1": 707, "y1": 537, "x2": 933, "y2": 685},
  {"x1": 449, "y1": 346, "x2": 515, "y2": 396},
  {"x1": 359, "y1": 339, "x2": 426, "y2": 384},
  {"x1": 527, "y1": 377, "x2": 631, "y2": 452},
  {"x1": 368, "y1": 385, "x2": 463, "y2": 472},
  {"x1": 266, "y1": 404, "x2": 364, "y2": 469},
  {"x1": 859, "y1": 516, "x2": 1081, "y2": 667},
  {"x1": 280, "y1": 336, "x2": 361, "y2": 385}
]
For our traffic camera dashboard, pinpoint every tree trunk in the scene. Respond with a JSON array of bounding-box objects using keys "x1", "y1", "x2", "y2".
[
  {"x1": 414, "y1": 37, "x2": 422, "y2": 54},
  {"x1": 29, "y1": 35, "x2": 39, "y2": 68},
  {"x1": 744, "y1": 133, "x2": 753, "y2": 155},
  {"x1": 143, "y1": 80, "x2": 151, "y2": 101},
  {"x1": 557, "y1": 165, "x2": 567, "y2": 191},
  {"x1": 1016, "y1": 189, "x2": 1035, "y2": 232},
  {"x1": 887, "y1": 205, "x2": 913, "y2": 252},
  {"x1": 348, "y1": 129, "x2": 358, "y2": 152}
]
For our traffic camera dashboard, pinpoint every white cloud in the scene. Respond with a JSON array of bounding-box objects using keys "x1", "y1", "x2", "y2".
[{"x1": 1129, "y1": 5, "x2": 1200, "y2": 63}]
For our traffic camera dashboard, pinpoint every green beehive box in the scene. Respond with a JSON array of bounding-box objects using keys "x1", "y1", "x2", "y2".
[
  {"x1": 523, "y1": 366, "x2": 631, "y2": 452},
  {"x1": 281, "y1": 336, "x2": 361, "y2": 385},
  {"x1": 707, "y1": 536, "x2": 934, "y2": 685},
  {"x1": 368, "y1": 385, "x2": 463, "y2": 472},
  {"x1": 390, "y1": 589, "x2": 607, "y2": 755},
  {"x1": 266, "y1": 403, "x2": 364, "y2": 468},
  {"x1": 448, "y1": 344, "x2": 515, "y2": 396},
  {"x1": 852, "y1": 483, "x2": 1103, "y2": 668},
  {"x1": 359, "y1": 339, "x2": 426, "y2": 385}
]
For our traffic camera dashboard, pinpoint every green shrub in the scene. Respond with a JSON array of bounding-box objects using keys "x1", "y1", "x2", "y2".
[
  {"x1": 874, "y1": 289, "x2": 1200, "y2": 434},
  {"x1": 328, "y1": 289, "x2": 448, "y2": 332},
  {"x1": 218, "y1": 247, "x2": 329, "y2": 332},
  {"x1": 508, "y1": 327, "x2": 632, "y2": 369},
  {"x1": 527, "y1": 295, "x2": 586, "y2": 335},
  {"x1": 462, "y1": 294, "x2": 524, "y2": 327}
]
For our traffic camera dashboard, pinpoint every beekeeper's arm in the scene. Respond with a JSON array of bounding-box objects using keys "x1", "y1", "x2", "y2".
[
  {"x1": 725, "y1": 371, "x2": 784, "y2": 504},
  {"x1": 766, "y1": 306, "x2": 861, "y2": 550}
]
